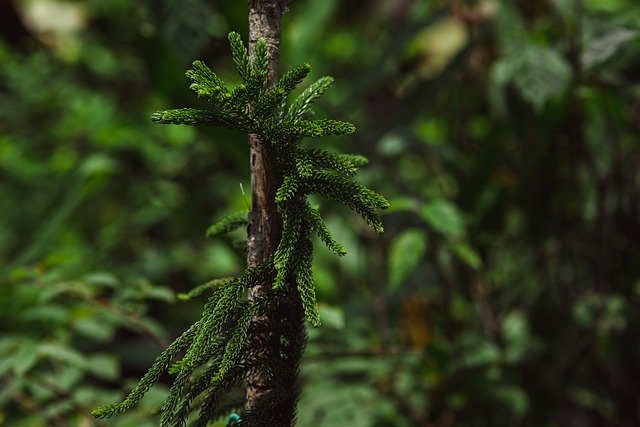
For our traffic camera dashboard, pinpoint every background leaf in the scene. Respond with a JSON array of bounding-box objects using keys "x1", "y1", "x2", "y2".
[
  {"x1": 420, "y1": 199, "x2": 465, "y2": 237},
  {"x1": 494, "y1": 44, "x2": 572, "y2": 110},
  {"x1": 387, "y1": 229, "x2": 427, "y2": 291},
  {"x1": 2, "y1": 0, "x2": 640, "y2": 425}
]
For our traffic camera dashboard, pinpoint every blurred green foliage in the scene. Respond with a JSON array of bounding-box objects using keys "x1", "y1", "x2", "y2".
[{"x1": 1, "y1": 0, "x2": 639, "y2": 426}]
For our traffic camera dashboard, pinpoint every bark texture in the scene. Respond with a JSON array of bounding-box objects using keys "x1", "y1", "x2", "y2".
[
  {"x1": 245, "y1": 1, "x2": 302, "y2": 426},
  {"x1": 246, "y1": 0, "x2": 287, "y2": 272}
]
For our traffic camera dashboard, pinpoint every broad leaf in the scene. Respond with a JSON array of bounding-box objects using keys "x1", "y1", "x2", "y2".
[
  {"x1": 388, "y1": 228, "x2": 427, "y2": 291},
  {"x1": 421, "y1": 199, "x2": 465, "y2": 237},
  {"x1": 492, "y1": 44, "x2": 572, "y2": 110},
  {"x1": 582, "y1": 28, "x2": 638, "y2": 69},
  {"x1": 450, "y1": 242, "x2": 482, "y2": 270}
]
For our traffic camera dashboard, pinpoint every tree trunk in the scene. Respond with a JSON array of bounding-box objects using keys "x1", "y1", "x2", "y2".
[
  {"x1": 246, "y1": 0, "x2": 284, "y2": 272},
  {"x1": 245, "y1": 1, "x2": 302, "y2": 426}
]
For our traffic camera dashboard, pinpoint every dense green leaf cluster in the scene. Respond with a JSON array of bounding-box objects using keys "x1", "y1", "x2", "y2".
[{"x1": 93, "y1": 32, "x2": 387, "y2": 425}]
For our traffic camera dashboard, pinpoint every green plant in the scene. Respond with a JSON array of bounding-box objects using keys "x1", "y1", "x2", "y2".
[
  {"x1": 0, "y1": 267, "x2": 173, "y2": 427},
  {"x1": 92, "y1": 32, "x2": 387, "y2": 426}
]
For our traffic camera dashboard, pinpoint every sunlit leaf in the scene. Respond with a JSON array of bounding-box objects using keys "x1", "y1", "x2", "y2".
[
  {"x1": 585, "y1": 0, "x2": 631, "y2": 12},
  {"x1": 490, "y1": 385, "x2": 529, "y2": 416},
  {"x1": 492, "y1": 44, "x2": 572, "y2": 110},
  {"x1": 13, "y1": 342, "x2": 39, "y2": 376},
  {"x1": 87, "y1": 354, "x2": 120, "y2": 381},
  {"x1": 73, "y1": 317, "x2": 115, "y2": 342},
  {"x1": 459, "y1": 340, "x2": 500, "y2": 368},
  {"x1": 83, "y1": 271, "x2": 121, "y2": 289},
  {"x1": 318, "y1": 304, "x2": 345, "y2": 329},
  {"x1": 387, "y1": 228, "x2": 427, "y2": 291},
  {"x1": 582, "y1": 28, "x2": 638, "y2": 69},
  {"x1": 421, "y1": 199, "x2": 465, "y2": 237},
  {"x1": 37, "y1": 343, "x2": 87, "y2": 369},
  {"x1": 450, "y1": 242, "x2": 482, "y2": 269},
  {"x1": 385, "y1": 197, "x2": 419, "y2": 214},
  {"x1": 145, "y1": 285, "x2": 176, "y2": 303},
  {"x1": 514, "y1": 45, "x2": 572, "y2": 109}
]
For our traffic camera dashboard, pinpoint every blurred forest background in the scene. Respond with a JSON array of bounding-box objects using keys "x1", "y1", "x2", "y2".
[{"x1": 1, "y1": 0, "x2": 640, "y2": 426}]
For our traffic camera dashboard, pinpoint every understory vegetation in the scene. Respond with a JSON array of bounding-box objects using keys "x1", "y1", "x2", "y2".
[{"x1": 1, "y1": 0, "x2": 639, "y2": 426}]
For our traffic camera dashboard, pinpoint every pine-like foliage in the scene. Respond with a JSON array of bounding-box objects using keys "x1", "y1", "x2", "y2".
[{"x1": 93, "y1": 32, "x2": 388, "y2": 426}]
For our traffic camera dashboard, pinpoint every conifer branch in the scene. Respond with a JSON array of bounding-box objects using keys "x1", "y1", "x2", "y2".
[
  {"x1": 195, "y1": 367, "x2": 245, "y2": 427},
  {"x1": 215, "y1": 304, "x2": 257, "y2": 381},
  {"x1": 206, "y1": 212, "x2": 249, "y2": 239},
  {"x1": 94, "y1": 29, "x2": 386, "y2": 426},
  {"x1": 177, "y1": 277, "x2": 234, "y2": 302},
  {"x1": 229, "y1": 32, "x2": 251, "y2": 82},
  {"x1": 287, "y1": 76, "x2": 334, "y2": 122},
  {"x1": 278, "y1": 63, "x2": 312, "y2": 94},
  {"x1": 307, "y1": 204, "x2": 346, "y2": 256},
  {"x1": 91, "y1": 321, "x2": 200, "y2": 419},
  {"x1": 298, "y1": 148, "x2": 362, "y2": 177},
  {"x1": 303, "y1": 170, "x2": 388, "y2": 233},
  {"x1": 187, "y1": 60, "x2": 229, "y2": 103},
  {"x1": 150, "y1": 108, "x2": 229, "y2": 127},
  {"x1": 295, "y1": 229, "x2": 320, "y2": 326}
]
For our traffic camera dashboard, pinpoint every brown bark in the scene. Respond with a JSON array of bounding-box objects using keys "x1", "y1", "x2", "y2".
[
  {"x1": 245, "y1": 1, "x2": 297, "y2": 424},
  {"x1": 246, "y1": 0, "x2": 288, "y2": 269}
]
